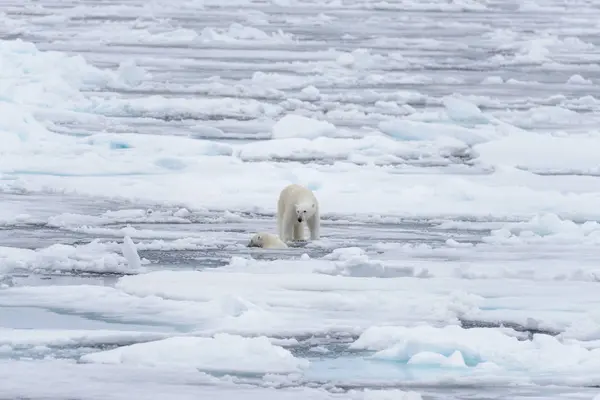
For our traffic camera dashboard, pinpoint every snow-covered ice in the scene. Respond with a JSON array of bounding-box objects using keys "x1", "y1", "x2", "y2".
[
  {"x1": 80, "y1": 333, "x2": 310, "y2": 375},
  {"x1": 2, "y1": 0, "x2": 600, "y2": 398}
]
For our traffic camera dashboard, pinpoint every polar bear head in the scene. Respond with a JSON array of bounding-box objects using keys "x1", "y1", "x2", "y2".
[
  {"x1": 247, "y1": 233, "x2": 266, "y2": 247},
  {"x1": 295, "y1": 201, "x2": 316, "y2": 223}
]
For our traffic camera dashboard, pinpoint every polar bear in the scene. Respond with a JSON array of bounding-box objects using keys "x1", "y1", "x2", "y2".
[
  {"x1": 277, "y1": 184, "x2": 320, "y2": 242},
  {"x1": 247, "y1": 232, "x2": 288, "y2": 249}
]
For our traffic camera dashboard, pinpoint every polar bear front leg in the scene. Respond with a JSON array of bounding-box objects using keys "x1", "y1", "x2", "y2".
[
  {"x1": 293, "y1": 221, "x2": 304, "y2": 241},
  {"x1": 307, "y1": 209, "x2": 320, "y2": 240},
  {"x1": 280, "y1": 210, "x2": 295, "y2": 242},
  {"x1": 277, "y1": 213, "x2": 284, "y2": 240}
]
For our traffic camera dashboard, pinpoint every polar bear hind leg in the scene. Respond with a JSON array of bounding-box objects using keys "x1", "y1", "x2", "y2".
[
  {"x1": 277, "y1": 191, "x2": 287, "y2": 240},
  {"x1": 307, "y1": 208, "x2": 320, "y2": 240},
  {"x1": 276, "y1": 209, "x2": 283, "y2": 240}
]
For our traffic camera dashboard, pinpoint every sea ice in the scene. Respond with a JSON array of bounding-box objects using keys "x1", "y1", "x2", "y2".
[
  {"x1": 0, "y1": 358, "x2": 423, "y2": 400},
  {"x1": 80, "y1": 333, "x2": 309, "y2": 374},
  {"x1": 352, "y1": 324, "x2": 600, "y2": 379},
  {"x1": 0, "y1": 241, "x2": 141, "y2": 275},
  {"x1": 2, "y1": 1, "x2": 600, "y2": 398},
  {"x1": 121, "y1": 236, "x2": 142, "y2": 270},
  {"x1": 0, "y1": 328, "x2": 167, "y2": 349},
  {"x1": 271, "y1": 114, "x2": 337, "y2": 139}
]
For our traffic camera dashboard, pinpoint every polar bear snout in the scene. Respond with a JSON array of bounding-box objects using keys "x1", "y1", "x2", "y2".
[{"x1": 297, "y1": 216, "x2": 303, "y2": 223}]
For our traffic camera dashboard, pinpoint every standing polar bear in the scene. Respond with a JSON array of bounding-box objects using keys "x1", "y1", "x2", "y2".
[{"x1": 277, "y1": 184, "x2": 320, "y2": 242}]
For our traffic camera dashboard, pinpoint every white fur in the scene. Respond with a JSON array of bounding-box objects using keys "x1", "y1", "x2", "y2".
[
  {"x1": 247, "y1": 232, "x2": 288, "y2": 249},
  {"x1": 277, "y1": 184, "x2": 320, "y2": 242}
]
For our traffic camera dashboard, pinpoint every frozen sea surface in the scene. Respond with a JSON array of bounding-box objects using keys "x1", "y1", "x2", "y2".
[{"x1": 1, "y1": 0, "x2": 600, "y2": 399}]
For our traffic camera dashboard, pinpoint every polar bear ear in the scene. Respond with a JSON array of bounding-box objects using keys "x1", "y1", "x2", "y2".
[{"x1": 311, "y1": 204, "x2": 315, "y2": 208}]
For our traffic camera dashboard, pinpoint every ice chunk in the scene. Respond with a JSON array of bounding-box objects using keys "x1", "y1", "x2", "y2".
[
  {"x1": 407, "y1": 350, "x2": 467, "y2": 368},
  {"x1": 121, "y1": 236, "x2": 142, "y2": 270},
  {"x1": 0, "y1": 241, "x2": 140, "y2": 275},
  {"x1": 0, "y1": 358, "x2": 424, "y2": 400},
  {"x1": 358, "y1": 390, "x2": 423, "y2": 400},
  {"x1": 199, "y1": 23, "x2": 295, "y2": 44},
  {"x1": 84, "y1": 133, "x2": 233, "y2": 157},
  {"x1": 115, "y1": 59, "x2": 150, "y2": 87},
  {"x1": 481, "y1": 76, "x2": 504, "y2": 84},
  {"x1": 567, "y1": 74, "x2": 592, "y2": 85},
  {"x1": 317, "y1": 247, "x2": 418, "y2": 278},
  {"x1": 271, "y1": 114, "x2": 337, "y2": 139},
  {"x1": 300, "y1": 85, "x2": 321, "y2": 100},
  {"x1": 335, "y1": 49, "x2": 387, "y2": 70},
  {"x1": 474, "y1": 132, "x2": 600, "y2": 175},
  {"x1": 378, "y1": 118, "x2": 494, "y2": 146},
  {"x1": 80, "y1": 333, "x2": 309, "y2": 374},
  {"x1": 481, "y1": 214, "x2": 600, "y2": 246},
  {"x1": 0, "y1": 328, "x2": 167, "y2": 348},
  {"x1": 352, "y1": 325, "x2": 600, "y2": 375},
  {"x1": 441, "y1": 96, "x2": 489, "y2": 124}
]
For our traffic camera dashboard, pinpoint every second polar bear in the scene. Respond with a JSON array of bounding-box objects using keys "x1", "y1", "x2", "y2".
[
  {"x1": 277, "y1": 184, "x2": 320, "y2": 242},
  {"x1": 247, "y1": 232, "x2": 288, "y2": 249}
]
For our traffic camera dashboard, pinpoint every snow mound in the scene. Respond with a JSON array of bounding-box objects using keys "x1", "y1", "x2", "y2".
[
  {"x1": 407, "y1": 350, "x2": 468, "y2": 368},
  {"x1": 0, "y1": 240, "x2": 143, "y2": 275},
  {"x1": 121, "y1": 236, "x2": 142, "y2": 270},
  {"x1": 0, "y1": 328, "x2": 166, "y2": 348},
  {"x1": 474, "y1": 132, "x2": 600, "y2": 175},
  {"x1": 0, "y1": 358, "x2": 424, "y2": 400},
  {"x1": 199, "y1": 23, "x2": 295, "y2": 44},
  {"x1": 272, "y1": 114, "x2": 337, "y2": 139},
  {"x1": 357, "y1": 390, "x2": 422, "y2": 400},
  {"x1": 80, "y1": 333, "x2": 309, "y2": 374},
  {"x1": 88, "y1": 95, "x2": 282, "y2": 121},
  {"x1": 483, "y1": 214, "x2": 600, "y2": 245},
  {"x1": 351, "y1": 325, "x2": 600, "y2": 374},
  {"x1": 0, "y1": 38, "x2": 143, "y2": 108},
  {"x1": 84, "y1": 133, "x2": 233, "y2": 157},
  {"x1": 105, "y1": 268, "x2": 477, "y2": 335},
  {"x1": 0, "y1": 101, "x2": 70, "y2": 154},
  {"x1": 0, "y1": 39, "x2": 107, "y2": 108},
  {"x1": 378, "y1": 118, "x2": 497, "y2": 146},
  {"x1": 316, "y1": 247, "x2": 425, "y2": 278},
  {"x1": 567, "y1": 74, "x2": 593, "y2": 85},
  {"x1": 3, "y1": 130, "x2": 234, "y2": 177},
  {"x1": 115, "y1": 59, "x2": 151, "y2": 87},
  {"x1": 335, "y1": 48, "x2": 394, "y2": 70},
  {"x1": 235, "y1": 134, "x2": 462, "y2": 166},
  {"x1": 46, "y1": 208, "x2": 193, "y2": 228},
  {"x1": 442, "y1": 96, "x2": 489, "y2": 125},
  {"x1": 1, "y1": 264, "x2": 598, "y2": 342}
]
